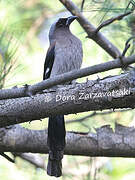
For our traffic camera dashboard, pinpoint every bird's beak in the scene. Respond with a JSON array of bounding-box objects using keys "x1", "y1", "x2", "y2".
[{"x1": 66, "y1": 16, "x2": 77, "y2": 26}]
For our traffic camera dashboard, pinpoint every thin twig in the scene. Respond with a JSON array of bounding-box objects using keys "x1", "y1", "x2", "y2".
[
  {"x1": 122, "y1": 44, "x2": 131, "y2": 57},
  {"x1": 81, "y1": 0, "x2": 85, "y2": 12},
  {"x1": 0, "y1": 152, "x2": 15, "y2": 163},
  {"x1": 125, "y1": 0, "x2": 135, "y2": 12},
  {"x1": 120, "y1": 36, "x2": 135, "y2": 68},
  {"x1": 121, "y1": 37, "x2": 135, "y2": 57},
  {"x1": 95, "y1": 11, "x2": 132, "y2": 33}
]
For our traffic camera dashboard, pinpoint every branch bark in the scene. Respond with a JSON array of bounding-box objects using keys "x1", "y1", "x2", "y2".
[
  {"x1": 0, "y1": 54, "x2": 135, "y2": 100},
  {"x1": 2, "y1": 124, "x2": 135, "y2": 158},
  {"x1": 0, "y1": 70, "x2": 135, "y2": 127}
]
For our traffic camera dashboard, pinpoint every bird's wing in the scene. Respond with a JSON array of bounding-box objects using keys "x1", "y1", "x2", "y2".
[{"x1": 43, "y1": 41, "x2": 56, "y2": 80}]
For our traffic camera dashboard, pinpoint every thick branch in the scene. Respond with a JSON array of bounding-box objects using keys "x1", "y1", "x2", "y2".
[
  {"x1": 0, "y1": 54, "x2": 135, "y2": 100},
  {"x1": 59, "y1": 0, "x2": 121, "y2": 58},
  {"x1": 2, "y1": 124, "x2": 135, "y2": 158},
  {"x1": 0, "y1": 70, "x2": 135, "y2": 127}
]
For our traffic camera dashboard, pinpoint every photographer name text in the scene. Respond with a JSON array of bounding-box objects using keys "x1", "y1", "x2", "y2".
[{"x1": 55, "y1": 88, "x2": 130, "y2": 102}]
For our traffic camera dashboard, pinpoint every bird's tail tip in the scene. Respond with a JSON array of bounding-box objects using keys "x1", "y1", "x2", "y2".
[{"x1": 47, "y1": 159, "x2": 62, "y2": 177}]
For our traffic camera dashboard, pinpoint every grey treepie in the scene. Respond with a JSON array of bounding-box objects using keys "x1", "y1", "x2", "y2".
[{"x1": 43, "y1": 16, "x2": 83, "y2": 177}]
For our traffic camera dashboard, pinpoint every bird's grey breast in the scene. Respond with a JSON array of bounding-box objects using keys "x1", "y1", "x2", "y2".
[{"x1": 50, "y1": 33, "x2": 83, "y2": 77}]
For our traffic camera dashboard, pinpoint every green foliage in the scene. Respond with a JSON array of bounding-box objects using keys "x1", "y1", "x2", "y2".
[{"x1": 0, "y1": 30, "x2": 18, "y2": 88}]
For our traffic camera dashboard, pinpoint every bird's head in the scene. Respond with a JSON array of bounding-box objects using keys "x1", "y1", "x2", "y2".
[
  {"x1": 55, "y1": 16, "x2": 77, "y2": 28},
  {"x1": 49, "y1": 16, "x2": 77, "y2": 41}
]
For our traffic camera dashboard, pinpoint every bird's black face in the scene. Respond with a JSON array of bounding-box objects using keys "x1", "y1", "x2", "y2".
[
  {"x1": 56, "y1": 18, "x2": 67, "y2": 28},
  {"x1": 56, "y1": 16, "x2": 77, "y2": 28}
]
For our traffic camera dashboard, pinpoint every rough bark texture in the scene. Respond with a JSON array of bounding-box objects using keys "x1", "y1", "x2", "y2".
[
  {"x1": 1, "y1": 124, "x2": 135, "y2": 157},
  {"x1": 0, "y1": 54, "x2": 134, "y2": 100},
  {"x1": 0, "y1": 71, "x2": 135, "y2": 127}
]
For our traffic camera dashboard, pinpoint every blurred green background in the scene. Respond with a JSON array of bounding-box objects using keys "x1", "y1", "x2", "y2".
[{"x1": 0, "y1": 0, "x2": 135, "y2": 179}]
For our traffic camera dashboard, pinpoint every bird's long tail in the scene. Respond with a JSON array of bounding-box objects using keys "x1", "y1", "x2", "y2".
[{"x1": 47, "y1": 115, "x2": 66, "y2": 177}]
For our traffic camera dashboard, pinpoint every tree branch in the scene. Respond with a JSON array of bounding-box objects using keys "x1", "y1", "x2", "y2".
[
  {"x1": 95, "y1": 11, "x2": 132, "y2": 33},
  {"x1": 0, "y1": 70, "x2": 135, "y2": 127},
  {"x1": 0, "y1": 54, "x2": 135, "y2": 100},
  {"x1": 2, "y1": 124, "x2": 135, "y2": 158},
  {"x1": 59, "y1": 0, "x2": 121, "y2": 58}
]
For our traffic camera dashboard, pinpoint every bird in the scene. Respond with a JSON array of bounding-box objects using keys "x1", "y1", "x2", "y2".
[{"x1": 43, "y1": 16, "x2": 83, "y2": 177}]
